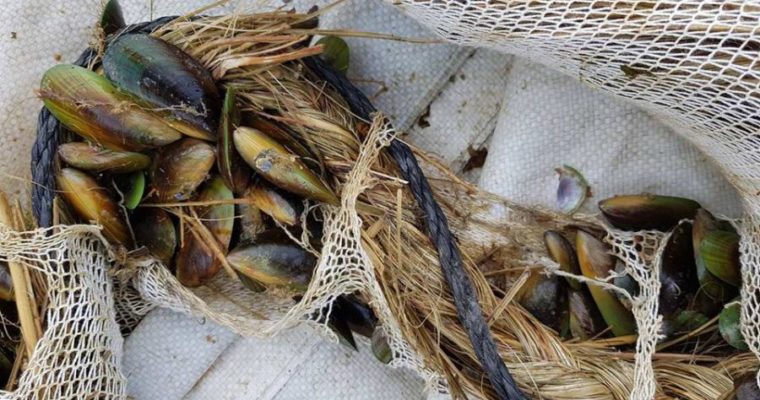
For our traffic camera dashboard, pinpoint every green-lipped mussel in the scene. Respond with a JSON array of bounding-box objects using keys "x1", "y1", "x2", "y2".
[
  {"x1": 226, "y1": 231, "x2": 317, "y2": 292},
  {"x1": 175, "y1": 177, "x2": 234, "y2": 287},
  {"x1": 56, "y1": 168, "x2": 131, "y2": 246},
  {"x1": 233, "y1": 126, "x2": 337, "y2": 205},
  {"x1": 40, "y1": 64, "x2": 182, "y2": 151},
  {"x1": 132, "y1": 208, "x2": 177, "y2": 266},
  {"x1": 719, "y1": 302, "x2": 748, "y2": 351},
  {"x1": 245, "y1": 182, "x2": 300, "y2": 226},
  {"x1": 217, "y1": 87, "x2": 250, "y2": 194},
  {"x1": 576, "y1": 230, "x2": 636, "y2": 336},
  {"x1": 700, "y1": 230, "x2": 741, "y2": 287},
  {"x1": 659, "y1": 221, "x2": 698, "y2": 317},
  {"x1": 103, "y1": 34, "x2": 220, "y2": 140},
  {"x1": 151, "y1": 138, "x2": 215, "y2": 202},
  {"x1": 516, "y1": 271, "x2": 567, "y2": 332},
  {"x1": 598, "y1": 194, "x2": 701, "y2": 231},
  {"x1": 567, "y1": 288, "x2": 605, "y2": 340},
  {"x1": 58, "y1": 142, "x2": 151, "y2": 173},
  {"x1": 544, "y1": 230, "x2": 582, "y2": 290}
]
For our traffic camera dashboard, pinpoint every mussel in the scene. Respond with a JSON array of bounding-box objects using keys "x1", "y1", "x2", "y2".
[
  {"x1": 132, "y1": 208, "x2": 177, "y2": 266},
  {"x1": 175, "y1": 177, "x2": 234, "y2": 287},
  {"x1": 598, "y1": 194, "x2": 700, "y2": 231},
  {"x1": 567, "y1": 289, "x2": 605, "y2": 340},
  {"x1": 693, "y1": 209, "x2": 737, "y2": 312},
  {"x1": 217, "y1": 87, "x2": 250, "y2": 194},
  {"x1": 700, "y1": 230, "x2": 741, "y2": 287},
  {"x1": 336, "y1": 295, "x2": 377, "y2": 338},
  {"x1": 659, "y1": 221, "x2": 698, "y2": 317},
  {"x1": 58, "y1": 142, "x2": 151, "y2": 174},
  {"x1": 103, "y1": 34, "x2": 220, "y2": 140},
  {"x1": 151, "y1": 138, "x2": 215, "y2": 202},
  {"x1": 576, "y1": 230, "x2": 636, "y2": 336},
  {"x1": 226, "y1": 231, "x2": 317, "y2": 292},
  {"x1": 40, "y1": 64, "x2": 182, "y2": 151},
  {"x1": 233, "y1": 127, "x2": 337, "y2": 205},
  {"x1": 371, "y1": 328, "x2": 392, "y2": 364},
  {"x1": 730, "y1": 373, "x2": 760, "y2": 400},
  {"x1": 544, "y1": 231, "x2": 582, "y2": 290},
  {"x1": 0, "y1": 263, "x2": 14, "y2": 302},
  {"x1": 719, "y1": 302, "x2": 748, "y2": 351},
  {"x1": 245, "y1": 182, "x2": 300, "y2": 226},
  {"x1": 516, "y1": 271, "x2": 567, "y2": 332},
  {"x1": 56, "y1": 168, "x2": 131, "y2": 246},
  {"x1": 99, "y1": 0, "x2": 126, "y2": 36}
]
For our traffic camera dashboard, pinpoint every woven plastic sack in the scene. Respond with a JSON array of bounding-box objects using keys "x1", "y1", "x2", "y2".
[
  {"x1": 0, "y1": 224, "x2": 124, "y2": 399},
  {"x1": 385, "y1": 0, "x2": 760, "y2": 397}
]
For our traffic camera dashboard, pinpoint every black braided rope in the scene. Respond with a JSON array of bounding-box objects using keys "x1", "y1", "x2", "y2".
[
  {"x1": 304, "y1": 56, "x2": 526, "y2": 400},
  {"x1": 31, "y1": 17, "x2": 525, "y2": 400}
]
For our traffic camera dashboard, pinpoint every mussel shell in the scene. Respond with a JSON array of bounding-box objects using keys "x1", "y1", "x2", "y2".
[
  {"x1": 233, "y1": 127, "x2": 337, "y2": 205},
  {"x1": 245, "y1": 182, "x2": 300, "y2": 226},
  {"x1": 100, "y1": 0, "x2": 126, "y2": 36},
  {"x1": 731, "y1": 373, "x2": 760, "y2": 400},
  {"x1": 0, "y1": 263, "x2": 13, "y2": 302},
  {"x1": 613, "y1": 260, "x2": 639, "y2": 310},
  {"x1": 516, "y1": 271, "x2": 567, "y2": 332},
  {"x1": 316, "y1": 36, "x2": 350, "y2": 75},
  {"x1": 103, "y1": 34, "x2": 220, "y2": 138},
  {"x1": 119, "y1": 171, "x2": 146, "y2": 210},
  {"x1": 336, "y1": 295, "x2": 377, "y2": 338},
  {"x1": 693, "y1": 209, "x2": 736, "y2": 309},
  {"x1": 598, "y1": 194, "x2": 701, "y2": 231},
  {"x1": 56, "y1": 168, "x2": 131, "y2": 246},
  {"x1": 247, "y1": 116, "x2": 317, "y2": 162},
  {"x1": 226, "y1": 231, "x2": 317, "y2": 291},
  {"x1": 567, "y1": 289, "x2": 605, "y2": 340},
  {"x1": 327, "y1": 308, "x2": 357, "y2": 351},
  {"x1": 719, "y1": 303, "x2": 748, "y2": 351},
  {"x1": 371, "y1": 328, "x2": 392, "y2": 364},
  {"x1": 700, "y1": 230, "x2": 741, "y2": 287},
  {"x1": 661, "y1": 310, "x2": 709, "y2": 337},
  {"x1": 544, "y1": 231, "x2": 582, "y2": 290},
  {"x1": 175, "y1": 177, "x2": 234, "y2": 287},
  {"x1": 576, "y1": 230, "x2": 636, "y2": 336},
  {"x1": 659, "y1": 221, "x2": 698, "y2": 317},
  {"x1": 151, "y1": 138, "x2": 215, "y2": 201},
  {"x1": 40, "y1": 64, "x2": 182, "y2": 151},
  {"x1": 217, "y1": 88, "x2": 250, "y2": 194},
  {"x1": 58, "y1": 142, "x2": 151, "y2": 174},
  {"x1": 131, "y1": 208, "x2": 176, "y2": 266}
]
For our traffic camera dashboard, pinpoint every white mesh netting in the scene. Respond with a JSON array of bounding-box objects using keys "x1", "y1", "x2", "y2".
[{"x1": 0, "y1": 224, "x2": 124, "y2": 399}]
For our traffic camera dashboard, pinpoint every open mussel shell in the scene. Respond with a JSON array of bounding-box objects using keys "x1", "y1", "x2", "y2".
[
  {"x1": 568, "y1": 289, "x2": 605, "y2": 340},
  {"x1": 719, "y1": 303, "x2": 748, "y2": 351},
  {"x1": 58, "y1": 142, "x2": 151, "y2": 174},
  {"x1": 576, "y1": 230, "x2": 636, "y2": 336},
  {"x1": 226, "y1": 230, "x2": 317, "y2": 292},
  {"x1": 132, "y1": 208, "x2": 176, "y2": 266},
  {"x1": 598, "y1": 194, "x2": 701, "y2": 231},
  {"x1": 40, "y1": 64, "x2": 182, "y2": 151},
  {"x1": 659, "y1": 221, "x2": 698, "y2": 317},
  {"x1": 175, "y1": 177, "x2": 234, "y2": 287},
  {"x1": 700, "y1": 230, "x2": 741, "y2": 287},
  {"x1": 217, "y1": 88, "x2": 250, "y2": 194},
  {"x1": 516, "y1": 271, "x2": 567, "y2": 332},
  {"x1": 730, "y1": 373, "x2": 760, "y2": 400},
  {"x1": 371, "y1": 328, "x2": 392, "y2": 364},
  {"x1": 103, "y1": 34, "x2": 220, "y2": 139},
  {"x1": 152, "y1": 138, "x2": 215, "y2": 202},
  {"x1": 336, "y1": 295, "x2": 377, "y2": 338},
  {"x1": 233, "y1": 127, "x2": 337, "y2": 205},
  {"x1": 544, "y1": 231, "x2": 582, "y2": 290},
  {"x1": 245, "y1": 182, "x2": 300, "y2": 226},
  {"x1": 0, "y1": 263, "x2": 13, "y2": 302},
  {"x1": 56, "y1": 168, "x2": 131, "y2": 246}
]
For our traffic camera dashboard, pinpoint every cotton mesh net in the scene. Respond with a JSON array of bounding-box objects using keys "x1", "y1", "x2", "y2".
[{"x1": 0, "y1": 224, "x2": 124, "y2": 399}]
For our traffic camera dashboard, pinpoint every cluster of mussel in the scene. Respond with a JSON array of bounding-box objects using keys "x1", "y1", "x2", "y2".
[
  {"x1": 40, "y1": 33, "x2": 390, "y2": 360},
  {"x1": 518, "y1": 194, "x2": 746, "y2": 349}
]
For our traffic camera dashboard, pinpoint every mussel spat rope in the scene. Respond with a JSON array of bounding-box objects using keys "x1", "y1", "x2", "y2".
[{"x1": 31, "y1": 16, "x2": 526, "y2": 400}]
